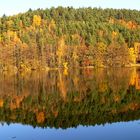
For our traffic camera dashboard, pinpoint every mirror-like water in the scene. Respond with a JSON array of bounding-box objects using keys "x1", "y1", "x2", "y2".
[{"x1": 0, "y1": 68, "x2": 140, "y2": 140}]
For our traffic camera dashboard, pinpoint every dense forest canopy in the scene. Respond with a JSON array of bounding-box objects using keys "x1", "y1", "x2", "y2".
[{"x1": 0, "y1": 7, "x2": 140, "y2": 71}]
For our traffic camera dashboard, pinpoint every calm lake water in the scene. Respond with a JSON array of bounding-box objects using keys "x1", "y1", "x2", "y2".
[{"x1": 0, "y1": 68, "x2": 140, "y2": 140}]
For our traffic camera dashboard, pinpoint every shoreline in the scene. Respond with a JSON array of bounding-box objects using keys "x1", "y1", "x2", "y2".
[{"x1": 1, "y1": 64, "x2": 140, "y2": 73}]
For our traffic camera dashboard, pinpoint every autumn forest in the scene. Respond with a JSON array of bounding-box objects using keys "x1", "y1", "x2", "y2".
[{"x1": 0, "y1": 7, "x2": 140, "y2": 71}]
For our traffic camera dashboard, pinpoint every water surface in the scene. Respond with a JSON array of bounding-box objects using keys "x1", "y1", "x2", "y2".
[{"x1": 0, "y1": 68, "x2": 140, "y2": 140}]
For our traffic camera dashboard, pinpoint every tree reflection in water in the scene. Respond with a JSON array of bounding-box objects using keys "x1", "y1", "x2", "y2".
[{"x1": 0, "y1": 68, "x2": 140, "y2": 129}]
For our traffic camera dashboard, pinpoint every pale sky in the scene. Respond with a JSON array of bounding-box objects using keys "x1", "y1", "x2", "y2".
[{"x1": 0, "y1": 0, "x2": 140, "y2": 16}]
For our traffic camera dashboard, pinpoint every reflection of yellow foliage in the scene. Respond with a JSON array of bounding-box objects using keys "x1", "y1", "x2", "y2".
[
  {"x1": 0, "y1": 36, "x2": 2, "y2": 42},
  {"x1": 129, "y1": 48, "x2": 136, "y2": 63},
  {"x1": 111, "y1": 109, "x2": 117, "y2": 114},
  {"x1": 36, "y1": 112, "x2": 45, "y2": 123},
  {"x1": 63, "y1": 62, "x2": 68, "y2": 69},
  {"x1": 99, "y1": 83, "x2": 108, "y2": 92},
  {"x1": 73, "y1": 76, "x2": 79, "y2": 89},
  {"x1": 58, "y1": 71, "x2": 67, "y2": 101},
  {"x1": 114, "y1": 95, "x2": 120, "y2": 102},
  {"x1": 10, "y1": 114, "x2": 17, "y2": 120},
  {"x1": 74, "y1": 96, "x2": 81, "y2": 102},
  {"x1": 136, "y1": 70, "x2": 140, "y2": 90},
  {"x1": 129, "y1": 102, "x2": 139, "y2": 111},
  {"x1": 10, "y1": 103, "x2": 17, "y2": 110},
  {"x1": 129, "y1": 69, "x2": 136, "y2": 85},
  {"x1": 121, "y1": 102, "x2": 139, "y2": 112},
  {"x1": 101, "y1": 97, "x2": 106, "y2": 104},
  {"x1": 63, "y1": 69, "x2": 68, "y2": 76},
  {"x1": 51, "y1": 107, "x2": 58, "y2": 118},
  {"x1": 0, "y1": 99, "x2": 3, "y2": 108},
  {"x1": 10, "y1": 96, "x2": 25, "y2": 110},
  {"x1": 53, "y1": 111, "x2": 58, "y2": 118}
]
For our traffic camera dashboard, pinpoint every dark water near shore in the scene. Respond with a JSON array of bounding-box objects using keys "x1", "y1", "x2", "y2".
[{"x1": 0, "y1": 68, "x2": 140, "y2": 140}]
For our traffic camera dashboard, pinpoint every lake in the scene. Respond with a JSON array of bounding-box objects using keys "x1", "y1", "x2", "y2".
[{"x1": 0, "y1": 68, "x2": 140, "y2": 140}]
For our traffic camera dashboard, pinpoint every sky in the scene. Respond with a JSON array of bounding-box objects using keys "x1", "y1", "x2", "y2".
[{"x1": 0, "y1": 0, "x2": 140, "y2": 16}]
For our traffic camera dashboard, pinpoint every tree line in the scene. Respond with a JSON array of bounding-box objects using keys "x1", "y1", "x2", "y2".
[{"x1": 0, "y1": 7, "x2": 140, "y2": 71}]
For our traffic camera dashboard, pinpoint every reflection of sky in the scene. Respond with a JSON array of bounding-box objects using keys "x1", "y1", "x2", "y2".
[{"x1": 0, "y1": 120, "x2": 140, "y2": 140}]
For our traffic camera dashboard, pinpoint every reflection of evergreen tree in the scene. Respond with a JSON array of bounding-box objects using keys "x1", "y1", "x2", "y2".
[{"x1": 0, "y1": 68, "x2": 140, "y2": 128}]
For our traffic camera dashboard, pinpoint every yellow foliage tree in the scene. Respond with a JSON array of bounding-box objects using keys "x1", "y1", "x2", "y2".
[
  {"x1": 112, "y1": 31, "x2": 118, "y2": 39},
  {"x1": 33, "y1": 15, "x2": 41, "y2": 26},
  {"x1": 57, "y1": 37, "x2": 65, "y2": 67},
  {"x1": 6, "y1": 20, "x2": 14, "y2": 29},
  {"x1": 48, "y1": 19, "x2": 56, "y2": 32}
]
